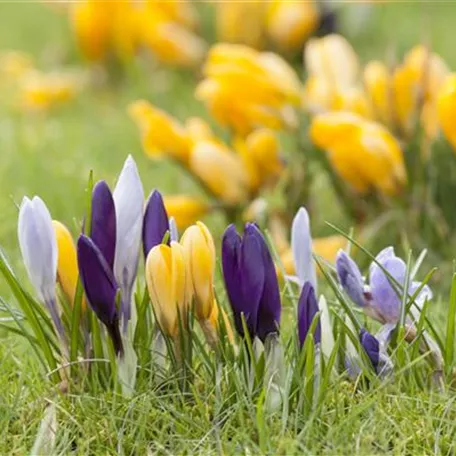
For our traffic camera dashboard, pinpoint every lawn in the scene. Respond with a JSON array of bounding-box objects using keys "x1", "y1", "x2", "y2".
[{"x1": 0, "y1": 2, "x2": 456, "y2": 454}]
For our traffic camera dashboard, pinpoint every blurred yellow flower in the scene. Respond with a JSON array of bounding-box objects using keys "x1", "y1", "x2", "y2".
[
  {"x1": 164, "y1": 195, "x2": 211, "y2": 229},
  {"x1": 437, "y1": 73, "x2": 456, "y2": 150},
  {"x1": 363, "y1": 60, "x2": 392, "y2": 126},
  {"x1": 128, "y1": 100, "x2": 191, "y2": 164},
  {"x1": 0, "y1": 51, "x2": 34, "y2": 80},
  {"x1": 310, "y1": 112, "x2": 406, "y2": 195},
  {"x1": 197, "y1": 43, "x2": 301, "y2": 135},
  {"x1": 181, "y1": 222, "x2": 215, "y2": 322},
  {"x1": 145, "y1": 242, "x2": 189, "y2": 339}
]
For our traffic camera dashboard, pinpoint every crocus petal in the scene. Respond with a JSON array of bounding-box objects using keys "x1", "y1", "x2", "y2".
[
  {"x1": 409, "y1": 281, "x2": 433, "y2": 309},
  {"x1": 359, "y1": 328, "x2": 380, "y2": 371},
  {"x1": 291, "y1": 207, "x2": 317, "y2": 290},
  {"x1": 91, "y1": 180, "x2": 116, "y2": 269},
  {"x1": 113, "y1": 155, "x2": 144, "y2": 325},
  {"x1": 222, "y1": 224, "x2": 264, "y2": 337},
  {"x1": 143, "y1": 190, "x2": 170, "y2": 259},
  {"x1": 169, "y1": 217, "x2": 179, "y2": 242},
  {"x1": 369, "y1": 255, "x2": 406, "y2": 323},
  {"x1": 18, "y1": 196, "x2": 57, "y2": 303},
  {"x1": 251, "y1": 224, "x2": 281, "y2": 341},
  {"x1": 336, "y1": 250, "x2": 366, "y2": 308},
  {"x1": 298, "y1": 281, "x2": 321, "y2": 347},
  {"x1": 318, "y1": 294, "x2": 334, "y2": 358},
  {"x1": 77, "y1": 234, "x2": 118, "y2": 326}
]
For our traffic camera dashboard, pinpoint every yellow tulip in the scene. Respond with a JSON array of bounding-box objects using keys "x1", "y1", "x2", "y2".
[
  {"x1": 164, "y1": 195, "x2": 210, "y2": 229},
  {"x1": 189, "y1": 140, "x2": 250, "y2": 205},
  {"x1": 437, "y1": 73, "x2": 456, "y2": 150},
  {"x1": 145, "y1": 242, "x2": 189, "y2": 338},
  {"x1": 128, "y1": 100, "x2": 191, "y2": 164},
  {"x1": 266, "y1": 0, "x2": 319, "y2": 51},
  {"x1": 181, "y1": 222, "x2": 216, "y2": 322}
]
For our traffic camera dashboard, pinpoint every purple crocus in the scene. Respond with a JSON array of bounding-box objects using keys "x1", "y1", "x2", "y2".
[
  {"x1": 359, "y1": 328, "x2": 379, "y2": 372},
  {"x1": 143, "y1": 190, "x2": 170, "y2": 259},
  {"x1": 77, "y1": 235, "x2": 123, "y2": 354},
  {"x1": 336, "y1": 247, "x2": 432, "y2": 324},
  {"x1": 222, "y1": 223, "x2": 281, "y2": 342},
  {"x1": 297, "y1": 282, "x2": 321, "y2": 347}
]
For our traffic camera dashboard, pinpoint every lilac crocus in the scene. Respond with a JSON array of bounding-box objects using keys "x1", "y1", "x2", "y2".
[
  {"x1": 297, "y1": 282, "x2": 321, "y2": 347},
  {"x1": 222, "y1": 223, "x2": 281, "y2": 342},
  {"x1": 336, "y1": 247, "x2": 432, "y2": 325},
  {"x1": 359, "y1": 329, "x2": 379, "y2": 372},
  {"x1": 77, "y1": 235, "x2": 123, "y2": 354},
  {"x1": 143, "y1": 190, "x2": 170, "y2": 259}
]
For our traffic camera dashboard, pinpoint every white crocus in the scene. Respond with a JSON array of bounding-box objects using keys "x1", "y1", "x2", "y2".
[
  {"x1": 291, "y1": 206, "x2": 317, "y2": 291},
  {"x1": 318, "y1": 295, "x2": 335, "y2": 359},
  {"x1": 113, "y1": 155, "x2": 145, "y2": 331},
  {"x1": 18, "y1": 196, "x2": 65, "y2": 342}
]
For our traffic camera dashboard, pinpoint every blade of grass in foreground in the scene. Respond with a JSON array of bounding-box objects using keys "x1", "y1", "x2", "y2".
[{"x1": 445, "y1": 273, "x2": 456, "y2": 372}]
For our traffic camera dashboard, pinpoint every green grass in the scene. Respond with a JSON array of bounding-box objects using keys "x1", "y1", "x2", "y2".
[{"x1": 0, "y1": 2, "x2": 456, "y2": 454}]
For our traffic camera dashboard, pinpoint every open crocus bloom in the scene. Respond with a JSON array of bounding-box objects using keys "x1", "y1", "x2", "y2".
[{"x1": 336, "y1": 246, "x2": 432, "y2": 325}]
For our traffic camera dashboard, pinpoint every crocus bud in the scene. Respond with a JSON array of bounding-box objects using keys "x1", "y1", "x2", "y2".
[
  {"x1": 181, "y1": 222, "x2": 215, "y2": 321},
  {"x1": 291, "y1": 207, "x2": 317, "y2": 291},
  {"x1": 222, "y1": 223, "x2": 281, "y2": 341},
  {"x1": 336, "y1": 250, "x2": 366, "y2": 308},
  {"x1": 143, "y1": 190, "x2": 170, "y2": 259},
  {"x1": 363, "y1": 60, "x2": 391, "y2": 126},
  {"x1": 18, "y1": 196, "x2": 57, "y2": 304},
  {"x1": 164, "y1": 195, "x2": 210, "y2": 230},
  {"x1": 52, "y1": 220, "x2": 78, "y2": 306},
  {"x1": 91, "y1": 180, "x2": 116, "y2": 269},
  {"x1": 297, "y1": 281, "x2": 321, "y2": 347},
  {"x1": 359, "y1": 328, "x2": 379, "y2": 372},
  {"x1": 145, "y1": 242, "x2": 189, "y2": 338},
  {"x1": 437, "y1": 73, "x2": 456, "y2": 151},
  {"x1": 113, "y1": 155, "x2": 144, "y2": 327},
  {"x1": 77, "y1": 235, "x2": 122, "y2": 354}
]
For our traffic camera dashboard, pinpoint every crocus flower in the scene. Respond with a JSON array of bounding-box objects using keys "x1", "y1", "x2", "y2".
[
  {"x1": 298, "y1": 282, "x2": 321, "y2": 347},
  {"x1": 359, "y1": 328, "x2": 379, "y2": 372},
  {"x1": 145, "y1": 242, "x2": 189, "y2": 339},
  {"x1": 77, "y1": 235, "x2": 122, "y2": 354},
  {"x1": 437, "y1": 73, "x2": 456, "y2": 151},
  {"x1": 336, "y1": 247, "x2": 432, "y2": 325},
  {"x1": 18, "y1": 196, "x2": 64, "y2": 340},
  {"x1": 143, "y1": 190, "x2": 170, "y2": 259},
  {"x1": 163, "y1": 195, "x2": 209, "y2": 230},
  {"x1": 113, "y1": 155, "x2": 144, "y2": 328},
  {"x1": 222, "y1": 223, "x2": 281, "y2": 342},
  {"x1": 181, "y1": 222, "x2": 215, "y2": 322}
]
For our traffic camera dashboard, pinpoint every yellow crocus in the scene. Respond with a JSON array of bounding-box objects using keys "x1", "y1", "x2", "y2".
[
  {"x1": 437, "y1": 73, "x2": 456, "y2": 150},
  {"x1": 52, "y1": 221, "x2": 83, "y2": 309},
  {"x1": 145, "y1": 242, "x2": 189, "y2": 338},
  {"x1": 363, "y1": 60, "x2": 392, "y2": 126},
  {"x1": 189, "y1": 140, "x2": 250, "y2": 205},
  {"x1": 266, "y1": 0, "x2": 319, "y2": 51},
  {"x1": 181, "y1": 222, "x2": 215, "y2": 322},
  {"x1": 128, "y1": 100, "x2": 191, "y2": 164},
  {"x1": 147, "y1": 0, "x2": 198, "y2": 30},
  {"x1": 332, "y1": 88, "x2": 371, "y2": 118},
  {"x1": 164, "y1": 195, "x2": 210, "y2": 229},
  {"x1": 0, "y1": 51, "x2": 34, "y2": 80}
]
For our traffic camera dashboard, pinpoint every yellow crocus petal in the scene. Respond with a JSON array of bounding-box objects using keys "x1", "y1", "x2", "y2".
[
  {"x1": 145, "y1": 242, "x2": 188, "y2": 338},
  {"x1": 189, "y1": 141, "x2": 249, "y2": 204},
  {"x1": 181, "y1": 222, "x2": 215, "y2": 321},
  {"x1": 313, "y1": 235, "x2": 347, "y2": 264},
  {"x1": 185, "y1": 117, "x2": 215, "y2": 143},
  {"x1": 302, "y1": 76, "x2": 334, "y2": 114},
  {"x1": 164, "y1": 195, "x2": 210, "y2": 229},
  {"x1": 110, "y1": 1, "x2": 138, "y2": 61},
  {"x1": 332, "y1": 88, "x2": 371, "y2": 118},
  {"x1": 52, "y1": 221, "x2": 79, "y2": 306},
  {"x1": 71, "y1": 0, "x2": 110, "y2": 62},
  {"x1": 363, "y1": 60, "x2": 392, "y2": 125},
  {"x1": 128, "y1": 100, "x2": 191, "y2": 163},
  {"x1": 148, "y1": 0, "x2": 198, "y2": 30},
  {"x1": 266, "y1": 0, "x2": 319, "y2": 51},
  {"x1": 210, "y1": 302, "x2": 235, "y2": 346},
  {"x1": 421, "y1": 100, "x2": 440, "y2": 141},
  {"x1": 305, "y1": 34, "x2": 359, "y2": 89},
  {"x1": 437, "y1": 74, "x2": 456, "y2": 150}
]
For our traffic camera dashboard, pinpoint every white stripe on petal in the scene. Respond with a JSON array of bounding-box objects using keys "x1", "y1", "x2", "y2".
[{"x1": 169, "y1": 217, "x2": 179, "y2": 242}]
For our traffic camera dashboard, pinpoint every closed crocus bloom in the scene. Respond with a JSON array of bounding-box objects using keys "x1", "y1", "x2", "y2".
[
  {"x1": 305, "y1": 34, "x2": 359, "y2": 90},
  {"x1": 52, "y1": 221, "x2": 78, "y2": 306},
  {"x1": 437, "y1": 73, "x2": 456, "y2": 150},
  {"x1": 150, "y1": 0, "x2": 198, "y2": 30},
  {"x1": 266, "y1": 0, "x2": 319, "y2": 51},
  {"x1": 332, "y1": 88, "x2": 371, "y2": 118},
  {"x1": 189, "y1": 141, "x2": 249, "y2": 205},
  {"x1": 181, "y1": 222, "x2": 215, "y2": 321},
  {"x1": 77, "y1": 235, "x2": 123, "y2": 354},
  {"x1": 363, "y1": 60, "x2": 392, "y2": 125},
  {"x1": 298, "y1": 282, "x2": 321, "y2": 347},
  {"x1": 359, "y1": 328, "x2": 380, "y2": 372},
  {"x1": 128, "y1": 100, "x2": 191, "y2": 164},
  {"x1": 91, "y1": 180, "x2": 116, "y2": 269},
  {"x1": 71, "y1": 0, "x2": 110, "y2": 61},
  {"x1": 113, "y1": 155, "x2": 144, "y2": 327},
  {"x1": 145, "y1": 242, "x2": 188, "y2": 338},
  {"x1": 222, "y1": 223, "x2": 281, "y2": 341},
  {"x1": 109, "y1": 1, "x2": 138, "y2": 62},
  {"x1": 164, "y1": 195, "x2": 210, "y2": 230},
  {"x1": 336, "y1": 250, "x2": 366, "y2": 309},
  {"x1": 143, "y1": 190, "x2": 170, "y2": 259}
]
